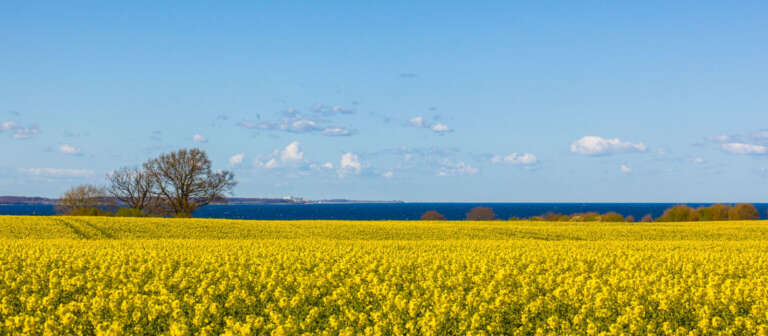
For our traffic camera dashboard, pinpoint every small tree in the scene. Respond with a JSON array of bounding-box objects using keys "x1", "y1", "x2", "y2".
[
  {"x1": 466, "y1": 206, "x2": 497, "y2": 221},
  {"x1": 421, "y1": 210, "x2": 446, "y2": 221},
  {"x1": 729, "y1": 203, "x2": 760, "y2": 220},
  {"x1": 640, "y1": 214, "x2": 653, "y2": 222},
  {"x1": 56, "y1": 184, "x2": 110, "y2": 215},
  {"x1": 624, "y1": 215, "x2": 635, "y2": 222},
  {"x1": 601, "y1": 212, "x2": 624, "y2": 222},
  {"x1": 657, "y1": 205, "x2": 699, "y2": 222},
  {"x1": 143, "y1": 148, "x2": 237, "y2": 217}
]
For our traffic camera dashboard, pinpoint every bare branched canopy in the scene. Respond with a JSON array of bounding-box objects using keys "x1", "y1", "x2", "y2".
[
  {"x1": 143, "y1": 148, "x2": 237, "y2": 216},
  {"x1": 56, "y1": 184, "x2": 108, "y2": 214},
  {"x1": 107, "y1": 167, "x2": 156, "y2": 211}
]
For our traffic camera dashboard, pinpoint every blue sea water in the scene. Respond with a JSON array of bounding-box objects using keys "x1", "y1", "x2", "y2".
[{"x1": 2, "y1": 203, "x2": 767, "y2": 220}]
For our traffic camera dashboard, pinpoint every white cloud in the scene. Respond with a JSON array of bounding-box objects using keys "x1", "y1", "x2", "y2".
[
  {"x1": 280, "y1": 141, "x2": 304, "y2": 162},
  {"x1": 620, "y1": 164, "x2": 631, "y2": 173},
  {"x1": 229, "y1": 153, "x2": 245, "y2": 166},
  {"x1": 408, "y1": 116, "x2": 453, "y2": 134},
  {"x1": 264, "y1": 158, "x2": 279, "y2": 169},
  {"x1": 382, "y1": 170, "x2": 394, "y2": 178},
  {"x1": 570, "y1": 136, "x2": 647, "y2": 156},
  {"x1": 430, "y1": 123, "x2": 452, "y2": 133},
  {"x1": 59, "y1": 144, "x2": 80, "y2": 155},
  {"x1": 20, "y1": 168, "x2": 94, "y2": 177},
  {"x1": 694, "y1": 157, "x2": 705, "y2": 164},
  {"x1": 239, "y1": 111, "x2": 354, "y2": 136},
  {"x1": 408, "y1": 116, "x2": 426, "y2": 128},
  {"x1": 339, "y1": 153, "x2": 362, "y2": 175},
  {"x1": 193, "y1": 134, "x2": 208, "y2": 143},
  {"x1": 321, "y1": 127, "x2": 353, "y2": 136},
  {"x1": 12, "y1": 127, "x2": 39, "y2": 140},
  {"x1": 491, "y1": 153, "x2": 537, "y2": 165},
  {"x1": 1, "y1": 121, "x2": 39, "y2": 140},
  {"x1": 437, "y1": 161, "x2": 478, "y2": 177},
  {"x1": 1, "y1": 121, "x2": 17, "y2": 131},
  {"x1": 322, "y1": 162, "x2": 334, "y2": 169},
  {"x1": 721, "y1": 142, "x2": 768, "y2": 155}
]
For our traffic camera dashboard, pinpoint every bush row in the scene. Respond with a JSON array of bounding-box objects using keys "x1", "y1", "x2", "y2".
[{"x1": 421, "y1": 203, "x2": 763, "y2": 222}]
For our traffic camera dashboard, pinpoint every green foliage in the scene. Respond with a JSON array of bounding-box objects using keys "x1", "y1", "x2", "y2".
[
  {"x1": 657, "y1": 205, "x2": 699, "y2": 222},
  {"x1": 114, "y1": 208, "x2": 149, "y2": 218},
  {"x1": 600, "y1": 212, "x2": 624, "y2": 222}
]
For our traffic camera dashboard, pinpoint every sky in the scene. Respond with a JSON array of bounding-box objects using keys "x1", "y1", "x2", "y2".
[{"x1": 1, "y1": 1, "x2": 767, "y2": 202}]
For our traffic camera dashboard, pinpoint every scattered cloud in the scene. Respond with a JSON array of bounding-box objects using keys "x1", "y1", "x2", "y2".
[
  {"x1": 322, "y1": 162, "x2": 333, "y2": 169},
  {"x1": 570, "y1": 136, "x2": 647, "y2": 156},
  {"x1": 721, "y1": 142, "x2": 768, "y2": 155},
  {"x1": 693, "y1": 157, "x2": 705, "y2": 164},
  {"x1": 229, "y1": 153, "x2": 245, "y2": 166},
  {"x1": 59, "y1": 144, "x2": 81, "y2": 155},
  {"x1": 399, "y1": 73, "x2": 418, "y2": 78},
  {"x1": 321, "y1": 127, "x2": 354, "y2": 136},
  {"x1": 491, "y1": 153, "x2": 538, "y2": 165},
  {"x1": 408, "y1": 116, "x2": 453, "y2": 134},
  {"x1": 311, "y1": 104, "x2": 356, "y2": 115},
  {"x1": 20, "y1": 168, "x2": 94, "y2": 177},
  {"x1": 437, "y1": 160, "x2": 478, "y2": 177},
  {"x1": 1, "y1": 120, "x2": 39, "y2": 140},
  {"x1": 193, "y1": 134, "x2": 208, "y2": 143},
  {"x1": 339, "y1": 152, "x2": 362, "y2": 176},
  {"x1": 382, "y1": 170, "x2": 394, "y2": 178},
  {"x1": 280, "y1": 141, "x2": 304, "y2": 162},
  {"x1": 620, "y1": 164, "x2": 631, "y2": 173},
  {"x1": 238, "y1": 109, "x2": 354, "y2": 137}
]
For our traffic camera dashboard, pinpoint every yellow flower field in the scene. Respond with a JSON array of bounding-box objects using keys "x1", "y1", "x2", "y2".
[{"x1": 1, "y1": 216, "x2": 768, "y2": 335}]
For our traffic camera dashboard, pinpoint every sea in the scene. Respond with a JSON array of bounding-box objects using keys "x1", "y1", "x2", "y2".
[{"x1": 1, "y1": 203, "x2": 767, "y2": 220}]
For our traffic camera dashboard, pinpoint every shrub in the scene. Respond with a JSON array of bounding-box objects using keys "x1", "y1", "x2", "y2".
[
  {"x1": 508, "y1": 216, "x2": 519, "y2": 221},
  {"x1": 709, "y1": 204, "x2": 731, "y2": 220},
  {"x1": 641, "y1": 214, "x2": 653, "y2": 222},
  {"x1": 729, "y1": 203, "x2": 760, "y2": 220},
  {"x1": 466, "y1": 207, "x2": 497, "y2": 221},
  {"x1": 657, "y1": 205, "x2": 699, "y2": 222},
  {"x1": 697, "y1": 204, "x2": 731, "y2": 221},
  {"x1": 601, "y1": 212, "x2": 624, "y2": 222},
  {"x1": 625, "y1": 215, "x2": 635, "y2": 222},
  {"x1": 542, "y1": 212, "x2": 564, "y2": 221},
  {"x1": 115, "y1": 208, "x2": 149, "y2": 217},
  {"x1": 567, "y1": 212, "x2": 600, "y2": 222},
  {"x1": 421, "y1": 210, "x2": 446, "y2": 221}
]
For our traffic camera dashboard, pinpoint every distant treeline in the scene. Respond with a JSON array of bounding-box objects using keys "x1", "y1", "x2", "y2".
[{"x1": 422, "y1": 203, "x2": 763, "y2": 222}]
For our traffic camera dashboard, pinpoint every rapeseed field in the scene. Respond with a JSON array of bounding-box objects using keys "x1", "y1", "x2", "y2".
[{"x1": 1, "y1": 216, "x2": 767, "y2": 335}]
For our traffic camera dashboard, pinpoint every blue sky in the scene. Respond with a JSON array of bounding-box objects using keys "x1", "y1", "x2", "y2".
[{"x1": 1, "y1": 1, "x2": 767, "y2": 201}]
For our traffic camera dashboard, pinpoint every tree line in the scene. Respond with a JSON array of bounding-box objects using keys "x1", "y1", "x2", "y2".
[
  {"x1": 56, "y1": 148, "x2": 236, "y2": 217},
  {"x1": 421, "y1": 203, "x2": 764, "y2": 222}
]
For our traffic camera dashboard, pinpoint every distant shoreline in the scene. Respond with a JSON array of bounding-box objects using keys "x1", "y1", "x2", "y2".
[{"x1": 0, "y1": 196, "x2": 404, "y2": 205}]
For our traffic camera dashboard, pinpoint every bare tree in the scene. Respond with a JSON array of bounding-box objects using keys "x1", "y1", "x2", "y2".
[
  {"x1": 107, "y1": 167, "x2": 156, "y2": 212},
  {"x1": 143, "y1": 148, "x2": 236, "y2": 216},
  {"x1": 56, "y1": 184, "x2": 109, "y2": 215}
]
